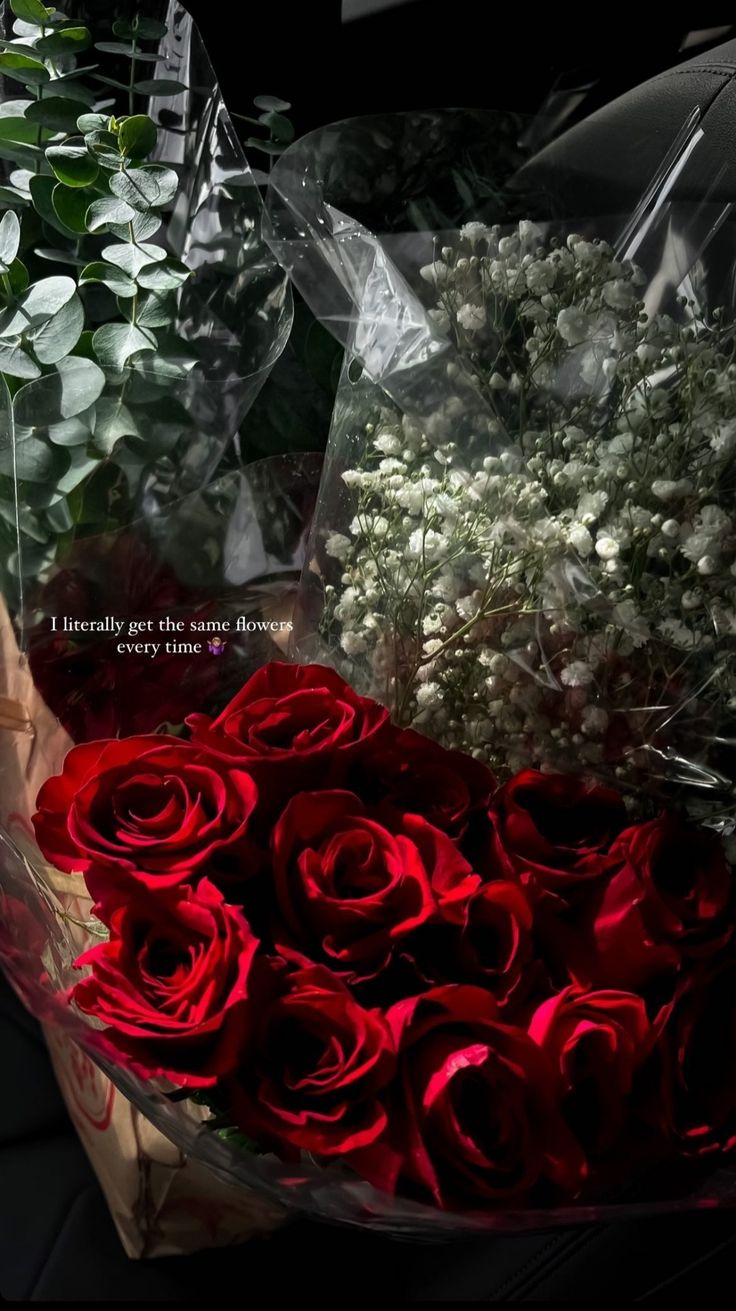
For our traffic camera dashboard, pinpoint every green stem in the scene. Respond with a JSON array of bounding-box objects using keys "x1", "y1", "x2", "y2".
[{"x1": 128, "y1": 36, "x2": 137, "y2": 115}]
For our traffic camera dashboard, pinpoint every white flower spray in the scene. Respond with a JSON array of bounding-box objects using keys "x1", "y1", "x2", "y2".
[{"x1": 319, "y1": 221, "x2": 736, "y2": 817}]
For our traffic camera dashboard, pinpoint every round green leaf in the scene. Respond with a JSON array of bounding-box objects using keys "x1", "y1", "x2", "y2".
[
  {"x1": 0, "y1": 210, "x2": 21, "y2": 270},
  {"x1": 47, "y1": 414, "x2": 91, "y2": 446},
  {"x1": 108, "y1": 210, "x2": 161, "y2": 242},
  {"x1": 52, "y1": 183, "x2": 96, "y2": 235},
  {"x1": 0, "y1": 51, "x2": 50, "y2": 86},
  {"x1": 8, "y1": 258, "x2": 29, "y2": 294},
  {"x1": 244, "y1": 137, "x2": 284, "y2": 156},
  {"x1": 131, "y1": 17, "x2": 168, "y2": 39},
  {"x1": 85, "y1": 195, "x2": 137, "y2": 232},
  {"x1": 0, "y1": 275, "x2": 76, "y2": 335},
  {"x1": 92, "y1": 322, "x2": 156, "y2": 370},
  {"x1": 259, "y1": 110, "x2": 294, "y2": 143},
  {"x1": 92, "y1": 395, "x2": 140, "y2": 452},
  {"x1": 9, "y1": 0, "x2": 52, "y2": 24},
  {"x1": 253, "y1": 94, "x2": 291, "y2": 112},
  {"x1": 0, "y1": 185, "x2": 30, "y2": 207},
  {"x1": 0, "y1": 435, "x2": 66, "y2": 482},
  {"x1": 125, "y1": 290, "x2": 174, "y2": 329},
  {"x1": 0, "y1": 114, "x2": 50, "y2": 146},
  {"x1": 46, "y1": 145, "x2": 99, "y2": 188},
  {"x1": 94, "y1": 42, "x2": 159, "y2": 61},
  {"x1": 36, "y1": 27, "x2": 91, "y2": 57},
  {"x1": 25, "y1": 96, "x2": 85, "y2": 134},
  {"x1": 0, "y1": 338, "x2": 40, "y2": 379},
  {"x1": 13, "y1": 356, "x2": 105, "y2": 427},
  {"x1": 118, "y1": 115, "x2": 157, "y2": 160},
  {"x1": 101, "y1": 240, "x2": 165, "y2": 277},
  {"x1": 134, "y1": 79, "x2": 187, "y2": 97},
  {"x1": 29, "y1": 173, "x2": 74, "y2": 237},
  {"x1": 77, "y1": 111, "x2": 109, "y2": 134},
  {"x1": 28, "y1": 291, "x2": 84, "y2": 364},
  {"x1": 79, "y1": 260, "x2": 136, "y2": 298},
  {"x1": 136, "y1": 257, "x2": 189, "y2": 292},
  {"x1": 110, "y1": 165, "x2": 177, "y2": 211}
]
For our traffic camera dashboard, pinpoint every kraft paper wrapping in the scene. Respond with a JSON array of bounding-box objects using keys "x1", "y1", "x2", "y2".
[{"x1": 0, "y1": 597, "x2": 285, "y2": 1258}]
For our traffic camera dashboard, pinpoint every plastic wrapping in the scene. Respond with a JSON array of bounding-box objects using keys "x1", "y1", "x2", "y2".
[
  {"x1": 2, "y1": 96, "x2": 736, "y2": 1241},
  {"x1": 269, "y1": 109, "x2": 736, "y2": 828},
  {"x1": 0, "y1": 0, "x2": 292, "y2": 616}
]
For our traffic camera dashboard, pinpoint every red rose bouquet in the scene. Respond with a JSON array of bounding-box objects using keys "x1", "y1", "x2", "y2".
[{"x1": 12, "y1": 659, "x2": 735, "y2": 1229}]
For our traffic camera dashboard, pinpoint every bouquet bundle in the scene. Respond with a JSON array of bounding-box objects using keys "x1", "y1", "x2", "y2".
[{"x1": 1, "y1": 88, "x2": 736, "y2": 1244}]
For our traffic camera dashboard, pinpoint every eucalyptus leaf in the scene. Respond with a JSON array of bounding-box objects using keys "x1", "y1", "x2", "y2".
[
  {"x1": 28, "y1": 291, "x2": 84, "y2": 364},
  {"x1": 8, "y1": 258, "x2": 29, "y2": 294},
  {"x1": 0, "y1": 114, "x2": 51, "y2": 146},
  {"x1": 0, "y1": 434, "x2": 68, "y2": 482},
  {"x1": 0, "y1": 139, "x2": 44, "y2": 169},
  {"x1": 35, "y1": 246, "x2": 86, "y2": 267},
  {"x1": 0, "y1": 274, "x2": 76, "y2": 335},
  {"x1": 108, "y1": 209, "x2": 161, "y2": 242},
  {"x1": 25, "y1": 96, "x2": 85, "y2": 133},
  {"x1": 0, "y1": 210, "x2": 21, "y2": 270},
  {"x1": 101, "y1": 240, "x2": 165, "y2": 277},
  {"x1": 13, "y1": 356, "x2": 105, "y2": 427},
  {"x1": 136, "y1": 257, "x2": 189, "y2": 292},
  {"x1": 46, "y1": 144, "x2": 99, "y2": 188},
  {"x1": 76, "y1": 111, "x2": 109, "y2": 134},
  {"x1": 29, "y1": 174, "x2": 76, "y2": 238},
  {"x1": 259, "y1": 110, "x2": 294, "y2": 143},
  {"x1": 124, "y1": 290, "x2": 174, "y2": 328},
  {"x1": 41, "y1": 77, "x2": 96, "y2": 105},
  {"x1": 118, "y1": 114, "x2": 157, "y2": 160},
  {"x1": 95, "y1": 42, "x2": 159, "y2": 61},
  {"x1": 79, "y1": 260, "x2": 136, "y2": 298},
  {"x1": 134, "y1": 79, "x2": 187, "y2": 97},
  {"x1": 252, "y1": 94, "x2": 291, "y2": 112},
  {"x1": 92, "y1": 321, "x2": 156, "y2": 369},
  {"x1": 56, "y1": 445, "x2": 102, "y2": 495},
  {"x1": 47, "y1": 414, "x2": 91, "y2": 446},
  {"x1": 0, "y1": 338, "x2": 40, "y2": 379},
  {"x1": 0, "y1": 51, "x2": 50, "y2": 86},
  {"x1": 244, "y1": 137, "x2": 284, "y2": 156},
  {"x1": 85, "y1": 195, "x2": 137, "y2": 231},
  {"x1": 92, "y1": 394, "x2": 140, "y2": 451},
  {"x1": 131, "y1": 17, "x2": 168, "y2": 39},
  {"x1": 110, "y1": 165, "x2": 177, "y2": 211},
  {"x1": 45, "y1": 496, "x2": 74, "y2": 533},
  {"x1": 9, "y1": 0, "x2": 52, "y2": 24},
  {"x1": 0, "y1": 185, "x2": 30, "y2": 207},
  {"x1": 36, "y1": 27, "x2": 91, "y2": 57},
  {"x1": 52, "y1": 183, "x2": 96, "y2": 235}
]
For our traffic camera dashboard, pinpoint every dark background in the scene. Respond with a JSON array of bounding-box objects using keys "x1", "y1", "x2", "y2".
[{"x1": 183, "y1": 1, "x2": 733, "y2": 139}]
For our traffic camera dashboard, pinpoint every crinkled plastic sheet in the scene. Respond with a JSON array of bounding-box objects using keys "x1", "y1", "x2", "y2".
[{"x1": 266, "y1": 108, "x2": 736, "y2": 827}]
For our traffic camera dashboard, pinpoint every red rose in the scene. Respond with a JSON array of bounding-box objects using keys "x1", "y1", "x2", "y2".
[
  {"x1": 586, "y1": 814, "x2": 732, "y2": 989},
  {"x1": 660, "y1": 955, "x2": 736, "y2": 1158},
  {"x1": 529, "y1": 986, "x2": 653, "y2": 1155},
  {"x1": 414, "y1": 880, "x2": 535, "y2": 1008},
  {"x1": 272, "y1": 790, "x2": 479, "y2": 983},
  {"x1": 33, "y1": 736, "x2": 258, "y2": 889},
  {"x1": 230, "y1": 956, "x2": 395, "y2": 1156},
  {"x1": 488, "y1": 769, "x2": 626, "y2": 899},
  {"x1": 73, "y1": 879, "x2": 258, "y2": 1087},
  {"x1": 350, "y1": 727, "x2": 495, "y2": 842},
  {"x1": 352, "y1": 985, "x2": 584, "y2": 1208},
  {"x1": 187, "y1": 663, "x2": 389, "y2": 801}
]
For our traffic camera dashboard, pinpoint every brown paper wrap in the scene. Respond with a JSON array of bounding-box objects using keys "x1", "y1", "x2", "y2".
[{"x1": 0, "y1": 598, "x2": 285, "y2": 1257}]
